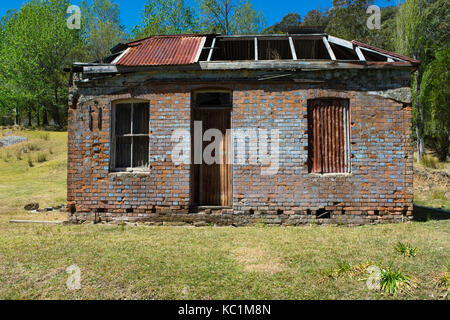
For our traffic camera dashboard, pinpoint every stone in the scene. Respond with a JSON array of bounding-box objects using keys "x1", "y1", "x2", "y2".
[{"x1": 24, "y1": 203, "x2": 39, "y2": 211}]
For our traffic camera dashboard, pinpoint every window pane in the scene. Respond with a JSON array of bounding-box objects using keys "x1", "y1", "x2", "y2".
[
  {"x1": 132, "y1": 136, "x2": 149, "y2": 168},
  {"x1": 133, "y1": 103, "x2": 149, "y2": 134},
  {"x1": 115, "y1": 104, "x2": 131, "y2": 135},
  {"x1": 115, "y1": 136, "x2": 131, "y2": 168},
  {"x1": 196, "y1": 92, "x2": 230, "y2": 107}
]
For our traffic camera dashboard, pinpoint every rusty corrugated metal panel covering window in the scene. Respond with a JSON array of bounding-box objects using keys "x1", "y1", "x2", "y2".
[
  {"x1": 308, "y1": 99, "x2": 350, "y2": 173},
  {"x1": 116, "y1": 35, "x2": 206, "y2": 66}
]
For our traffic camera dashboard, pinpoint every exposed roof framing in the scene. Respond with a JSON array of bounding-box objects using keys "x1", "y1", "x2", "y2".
[
  {"x1": 322, "y1": 36, "x2": 336, "y2": 61},
  {"x1": 72, "y1": 33, "x2": 420, "y2": 75}
]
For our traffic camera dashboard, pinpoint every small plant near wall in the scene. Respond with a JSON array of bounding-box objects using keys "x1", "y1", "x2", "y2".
[{"x1": 393, "y1": 241, "x2": 418, "y2": 257}]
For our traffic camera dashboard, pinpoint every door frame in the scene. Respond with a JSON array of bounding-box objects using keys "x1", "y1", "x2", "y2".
[{"x1": 190, "y1": 89, "x2": 233, "y2": 207}]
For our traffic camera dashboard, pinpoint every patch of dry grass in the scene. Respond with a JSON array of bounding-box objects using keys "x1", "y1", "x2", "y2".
[
  {"x1": 0, "y1": 127, "x2": 67, "y2": 219},
  {"x1": 414, "y1": 157, "x2": 450, "y2": 210},
  {"x1": 231, "y1": 247, "x2": 285, "y2": 274}
]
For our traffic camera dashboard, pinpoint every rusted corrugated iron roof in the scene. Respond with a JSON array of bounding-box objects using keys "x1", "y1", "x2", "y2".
[
  {"x1": 352, "y1": 40, "x2": 420, "y2": 64},
  {"x1": 116, "y1": 35, "x2": 206, "y2": 66}
]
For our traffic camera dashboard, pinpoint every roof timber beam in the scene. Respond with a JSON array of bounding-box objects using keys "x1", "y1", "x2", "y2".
[
  {"x1": 327, "y1": 35, "x2": 353, "y2": 50},
  {"x1": 207, "y1": 37, "x2": 216, "y2": 62},
  {"x1": 199, "y1": 60, "x2": 414, "y2": 70},
  {"x1": 322, "y1": 37, "x2": 336, "y2": 61},
  {"x1": 289, "y1": 37, "x2": 297, "y2": 60},
  {"x1": 359, "y1": 46, "x2": 405, "y2": 62},
  {"x1": 355, "y1": 46, "x2": 366, "y2": 61},
  {"x1": 77, "y1": 60, "x2": 416, "y2": 74},
  {"x1": 217, "y1": 34, "x2": 325, "y2": 41}
]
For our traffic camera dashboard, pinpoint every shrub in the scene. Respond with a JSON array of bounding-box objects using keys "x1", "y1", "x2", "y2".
[
  {"x1": 27, "y1": 156, "x2": 33, "y2": 167},
  {"x1": 27, "y1": 143, "x2": 39, "y2": 151},
  {"x1": 38, "y1": 132, "x2": 50, "y2": 140},
  {"x1": 431, "y1": 190, "x2": 446, "y2": 201},
  {"x1": 380, "y1": 265, "x2": 413, "y2": 295},
  {"x1": 437, "y1": 271, "x2": 449, "y2": 289},
  {"x1": 393, "y1": 241, "x2": 417, "y2": 257},
  {"x1": 36, "y1": 152, "x2": 47, "y2": 163},
  {"x1": 2, "y1": 152, "x2": 11, "y2": 162},
  {"x1": 420, "y1": 154, "x2": 439, "y2": 169}
]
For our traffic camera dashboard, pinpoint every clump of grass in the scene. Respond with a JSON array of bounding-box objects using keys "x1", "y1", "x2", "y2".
[
  {"x1": 420, "y1": 154, "x2": 439, "y2": 169},
  {"x1": 2, "y1": 152, "x2": 11, "y2": 162},
  {"x1": 393, "y1": 241, "x2": 417, "y2": 257},
  {"x1": 327, "y1": 260, "x2": 371, "y2": 279},
  {"x1": 380, "y1": 265, "x2": 413, "y2": 295},
  {"x1": 437, "y1": 272, "x2": 449, "y2": 289},
  {"x1": 38, "y1": 132, "x2": 50, "y2": 140},
  {"x1": 36, "y1": 152, "x2": 47, "y2": 163},
  {"x1": 437, "y1": 266, "x2": 449, "y2": 289},
  {"x1": 15, "y1": 151, "x2": 23, "y2": 160},
  {"x1": 335, "y1": 260, "x2": 352, "y2": 276},
  {"x1": 27, "y1": 143, "x2": 39, "y2": 151},
  {"x1": 27, "y1": 156, "x2": 34, "y2": 167},
  {"x1": 431, "y1": 190, "x2": 446, "y2": 201}
]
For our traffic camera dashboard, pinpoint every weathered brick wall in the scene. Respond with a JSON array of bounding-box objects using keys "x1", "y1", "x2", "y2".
[
  {"x1": 67, "y1": 69, "x2": 413, "y2": 225},
  {"x1": 231, "y1": 85, "x2": 413, "y2": 224}
]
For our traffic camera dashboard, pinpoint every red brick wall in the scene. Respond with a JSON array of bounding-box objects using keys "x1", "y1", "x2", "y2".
[{"x1": 67, "y1": 79, "x2": 413, "y2": 225}]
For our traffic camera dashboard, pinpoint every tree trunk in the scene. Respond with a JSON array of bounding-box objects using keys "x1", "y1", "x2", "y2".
[
  {"x1": 52, "y1": 85, "x2": 60, "y2": 127},
  {"x1": 42, "y1": 108, "x2": 49, "y2": 126},
  {"x1": 36, "y1": 107, "x2": 40, "y2": 127},
  {"x1": 413, "y1": 54, "x2": 425, "y2": 162},
  {"x1": 27, "y1": 108, "x2": 32, "y2": 127}
]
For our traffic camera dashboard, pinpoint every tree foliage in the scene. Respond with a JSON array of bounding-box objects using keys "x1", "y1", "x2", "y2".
[
  {"x1": 0, "y1": 0, "x2": 83, "y2": 127},
  {"x1": 132, "y1": 0, "x2": 198, "y2": 38},
  {"x1": 82, "y1": 0, "x2": 127, "y2": 62},
  {"x1": 419, "y1": 47, "x2": 450, "y2": 161},
  {"x1": 199, "y1": 0, "x2": 265, "y2": 35},
  {"x1": 263, "y1": 13, "x2": 301, "y2": 34}
]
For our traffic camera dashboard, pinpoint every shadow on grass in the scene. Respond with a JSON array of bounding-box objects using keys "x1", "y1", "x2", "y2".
[{"x1": 413, "y1": 205, "x2": 450, "y2": 221}]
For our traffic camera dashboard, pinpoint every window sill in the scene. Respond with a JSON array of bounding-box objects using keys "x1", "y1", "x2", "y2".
[
  {"x1": 109, "y1": 169, "x2": 150, "y2": 177},
  {"x1": 309, "y1": 172, "x2": 352, "y2": 177}
]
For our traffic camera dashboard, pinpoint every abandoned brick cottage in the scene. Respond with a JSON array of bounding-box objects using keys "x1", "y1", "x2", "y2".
[{"x1": 67, "y1": 30, "x2": 418, "y2": 225}]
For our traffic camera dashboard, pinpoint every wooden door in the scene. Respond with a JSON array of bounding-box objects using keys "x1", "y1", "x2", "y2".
[{"x1": 193, "y1": 108, "x2": 231, "y2": 206}]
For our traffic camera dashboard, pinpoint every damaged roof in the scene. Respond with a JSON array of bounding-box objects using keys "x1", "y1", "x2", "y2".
[
  {"x1": 113, "y1": 34, "x2": 207, "y2": 66},
  {"x1": 73, "y1": 32, "x2": 419, "y2": 74}
]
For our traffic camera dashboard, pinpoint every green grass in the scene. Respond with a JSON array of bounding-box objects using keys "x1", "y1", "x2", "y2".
[
  {"x1": 0, "y1": 127, "x2": 449, "y2": 299},
  {"x1": 420, "y1": 154, "x2": 440, "y2": 169},
  {"x1": 0, "y1": 127, "x2": 67, "y2": 216},
  {"x1": 394, "y1": 242, "x2": 418, "y2": 257},
  {"x1": 380, "y1": 265, "x2": 414, "y2": 295}
]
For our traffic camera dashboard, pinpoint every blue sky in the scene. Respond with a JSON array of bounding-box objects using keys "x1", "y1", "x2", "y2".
[{"x1": 0, "y1": 0, "x2": 397, "y2": 33}]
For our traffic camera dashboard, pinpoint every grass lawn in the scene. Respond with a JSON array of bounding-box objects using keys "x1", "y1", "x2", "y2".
[{"x1": 0, "y1": 127, "x2": 448, "y2": 300}]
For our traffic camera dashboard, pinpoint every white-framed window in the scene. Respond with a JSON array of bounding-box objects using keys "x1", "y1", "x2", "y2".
[{"x1": 111, "y1": 100, "x2": 149, "y2": 172}]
